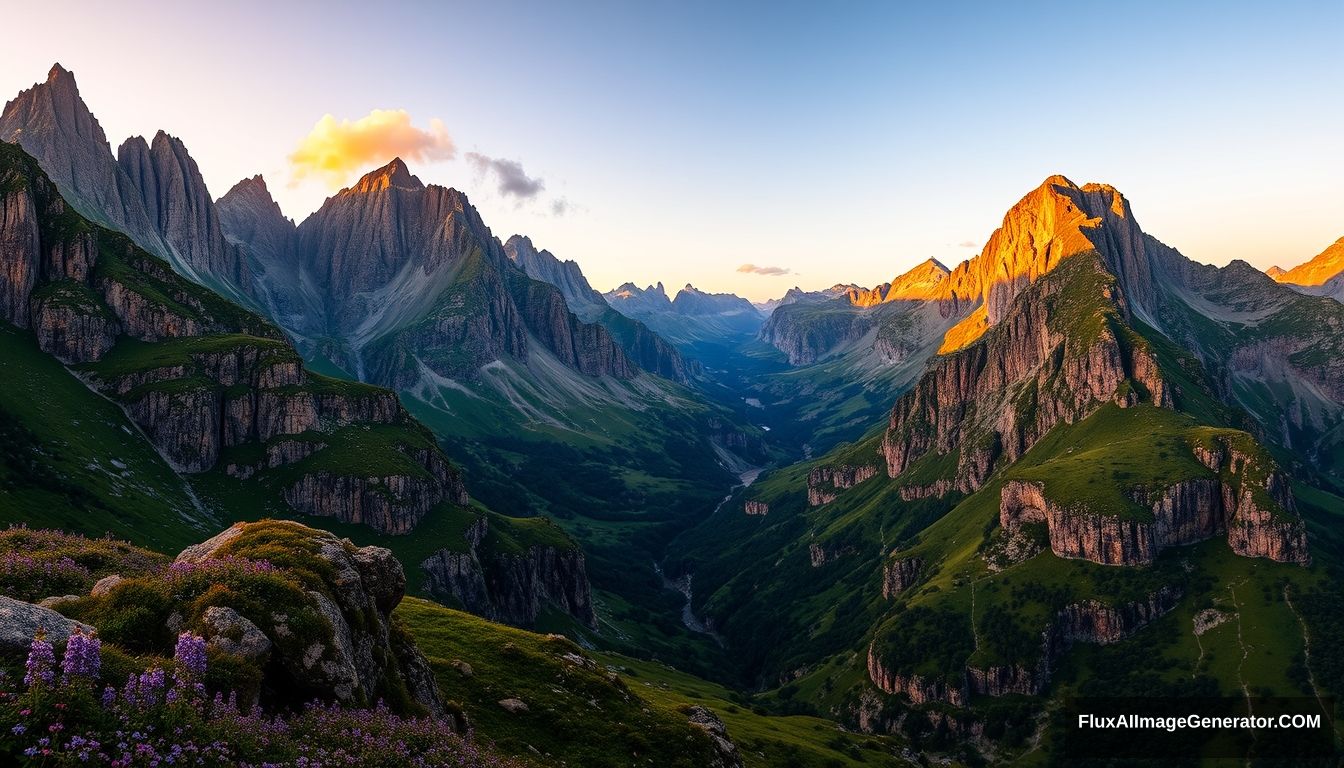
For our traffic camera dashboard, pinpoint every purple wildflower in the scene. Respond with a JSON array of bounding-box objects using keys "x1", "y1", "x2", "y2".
[
  {"x1": 24, "y1": 631, "x2": 55, "y2": 688},
  {"x1": 173, "y1": 632, "x2": 208, "y2": 678},
  {"x1": 61, "y1": 627, "x2": 101, "y2": 683}
]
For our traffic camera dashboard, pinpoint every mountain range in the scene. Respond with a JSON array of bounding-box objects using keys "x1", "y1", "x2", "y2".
[{"x1": 2, "y1": 60, "x2": 1343, "y2": 767}]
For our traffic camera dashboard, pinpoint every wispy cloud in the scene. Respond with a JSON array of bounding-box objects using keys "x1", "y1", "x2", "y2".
[
  {"x1": 289, "y1": 109, "x2": 455, "y2": 189},
  {"x1": 737, "y1": 263, "x2": 792, "y2": 276},
  {"x1": 957, "y1": 240, "x2": 978, "y2": 248},
  {"x1": 466, "y1": 152, "x2": 545, "y2": 199},
  {"x1": 551, "y1": 198, "x2": 570, "y2": 216}
]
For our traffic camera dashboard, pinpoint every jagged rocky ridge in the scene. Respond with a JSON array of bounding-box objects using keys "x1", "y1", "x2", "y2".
[
  {"x1": 0, "y1": 140, "x2": 468, "y2": 536},
  {"x1": 0, "y1": 65, "x2": 254, "y2": 306},
  {"x1": 420, "y1": 515, "x2": 596, "y2": 628},
  {"x1": 758, "y1": 259, "x2": 950, "y2": 365},
  {"x1": 504, "y1": 234, "x2": 691, "y2": 383},
  {"x1": 881, "y1": 252, "x2": 1169, "y2": 496},
  {"x1": 1270, "y1": 235, "x2": 1344, "y2": 302}
]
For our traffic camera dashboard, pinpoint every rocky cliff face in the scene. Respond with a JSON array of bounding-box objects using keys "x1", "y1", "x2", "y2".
[
  {"x1": 267, "y1": 159, "x2": 638, "y2": 387},
  {"x1": 0, "y1": 141, "x2": 469, "y2": 537},
  {"x1": 881, "y1": 557, "x2": 922, "y2": 598},
  {"x1": 504, "y1": 234, "x2": 607, "y2": 321},
  {"x1": 420, "y1": 516, "x2": 596, "y2": 628},
  {"x1": 934, "y1": 176, "x2": 1161, "y2": 341},
  {"x1": 175, "y1": 521, "x2": 449, "y2": 717},
  {"x1": 868, "y1": 587, "x2": 1180, "y2": 706},
  {"x1": 744, "y1": 500, "x2": 769, "y2": 516},
  {"x1": 998, "y1": 431, "x2": 1310, "y2": 567},
  {"x1": 882, "y1": 253, "x2": 1168, "y2": 496},
  {"x1": 505, "y1": 236, "x2": 691, "y2": 382},
  {"x1": 807, "y1": 463, "x2": 878, "y2": 506},
  {"x1": 0, "y1": 65, "x2": 170, "y2": 265},
  {"x1": 1, "y1": 66, "x2": 257, "y2": 302},
  {"x1": 117, "y1": 131, "x2": 252, "y2": 291},
  {"x1": 759, "y1": 302, "x2": 868, "y2": 365}
]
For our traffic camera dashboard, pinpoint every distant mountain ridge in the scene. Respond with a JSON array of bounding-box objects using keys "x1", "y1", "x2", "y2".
[{"x1": 1269, "y1": 235, "x2": 1344, "y2": 303}]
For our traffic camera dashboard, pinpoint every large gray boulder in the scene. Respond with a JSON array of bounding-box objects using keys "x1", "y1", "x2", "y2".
[{"x1": 0, "y1": 595, "x2": 94, "y2": 652}]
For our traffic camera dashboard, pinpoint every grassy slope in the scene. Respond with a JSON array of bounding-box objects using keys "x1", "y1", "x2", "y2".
[
  {"x1": 398, "y1": 597, "x2": 910, "y2": 768},
  {"x1": 0, "y1": 324, "x2": 215, "y2": 551},
  {"x1": 402, "y1": 357, "x2": 752, "y2": 678}
]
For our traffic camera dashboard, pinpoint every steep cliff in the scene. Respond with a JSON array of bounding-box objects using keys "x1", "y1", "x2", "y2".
[
  {"x1": 0, "y1": 65, "x2": 170, "y2": 267},
  {"x1": 881, "y1": 250, "x2": 1169, "y2": 497},
  {"x1": 420, "y1": 514, "x2": 596, "y2": 628},
  {"x1": 869, "y1": 587, "x2": 1181, "y2": 704},
  {"x1": 1, "y1": 66, "x2": 255, "y2": 303},
  {"x1": 117, "y1": 131, "x2": 252, "y2": 293},
  {"x1": 807, "y1": 463, "x2": 878, "y2": 506},
  {"x1": 0, "y1": 140, "x2": 468, "y2": 536}
]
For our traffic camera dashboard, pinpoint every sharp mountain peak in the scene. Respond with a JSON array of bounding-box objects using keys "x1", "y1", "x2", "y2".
[{"x1": 347, "y1": 156, "x2": 426, "y2": 194}]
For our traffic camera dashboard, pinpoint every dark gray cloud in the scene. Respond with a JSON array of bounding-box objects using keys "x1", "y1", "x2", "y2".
[
  {"x1": 466, "y1": 152, "x2": 545, "y2": 198},
  {"x1": 737, "y1": 263, "x2": 792, "y2": 276}
]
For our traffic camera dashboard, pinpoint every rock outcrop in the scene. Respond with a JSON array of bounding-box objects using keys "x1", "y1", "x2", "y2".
[
  {"x1": 420, "y1": 515, "x2": 596, "y2": 628},
  {"x1": 685, "y1": 705, "x2": 746, "y2": 768},
  {"x1": 881, "y1": 557, "x2": 922, "y2": 598},
  {"x1": 744, "y1": 500, "x2": 769, "y2": 516},
  {"x1": 882, "y1": 253, "x2": 1169, "y2": 496},
  {"x1": 0, "y1": 140, "x2": 469, "y2": 537},
  {"x1": 999, "y1": 435, "x2": 1310, "y2": 567},
  {"x1": 807, "y1": 463, "x2": 878, "y2": 506},
  {"x1": 0, "y1": 595, "x2": 95, "y2": 652},
  {"x1": 175, "y1": 522, "x2": 448, "y2": 717},
  {"x1": 869, "y1": 587, "x2": 1180, "y2": 705}
]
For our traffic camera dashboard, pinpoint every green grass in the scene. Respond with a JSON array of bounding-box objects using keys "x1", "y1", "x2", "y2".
[
  {"x1": 398, "y1": 597, "x2": 907, "y2": 768},
  {"x1": 0, "y1": 324, "x2": 213, "y2": 552},
  {"x1": 81, "y1": 334, "x2": 296, "y2": 378}
]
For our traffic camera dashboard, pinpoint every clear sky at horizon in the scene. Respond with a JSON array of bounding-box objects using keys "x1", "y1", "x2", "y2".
[{"x1": 2, "y1": 1, "x2": 1341, "y2": 301}]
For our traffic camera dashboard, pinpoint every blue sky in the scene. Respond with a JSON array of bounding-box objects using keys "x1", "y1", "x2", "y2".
[{"x1": 2, "y1": 1, "x2": 1341, "y2": 300}]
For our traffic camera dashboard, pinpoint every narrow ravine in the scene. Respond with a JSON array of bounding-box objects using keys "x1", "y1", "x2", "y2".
[{"x1": 657, "y1": 463, "x2": 762, "y2": 641}]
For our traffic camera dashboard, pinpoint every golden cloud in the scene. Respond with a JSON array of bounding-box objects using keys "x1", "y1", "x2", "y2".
[{"x1": 288, "y1": 109, "x2": 455, "y2": 188}]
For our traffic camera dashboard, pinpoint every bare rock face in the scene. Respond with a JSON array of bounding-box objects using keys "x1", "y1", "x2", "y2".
[
  {"x1": 868, "y1": 587, "x2": 1180, "y2": 707},
  {"x1": 808, "y1": 541, "x2": 856, "y2": 568},
  {"x1": 758, "y1": 259, "x2": 950, "y2": 365},
  {"x1": 866, "y1": 641, "x2": 966, "y2": 706},
  {"x1": 200, "y1": 605, "x2": 272, "y2": 665},
  {"x1": 0, "y1": 179, "x2": 40, "y2": 327},
  {"x1": 882, "y1": 253, "x2": 1169, "y2": 497},
  {"x1": 117, "y1": 131, "x2": 252, "y2": 290},
  {"x1": 807, "y1": 463, "x2": 878, "y2": 506},
  {"x1": 685, "y1": 705, "x2": 745, "y2": 768},
  {"x1": 176, "y1": 522, "x2": 448, "y2": 718},
  {"x1": 881, "y1": 557, "x2": 922, "y2": 599},
  {"x1": 420, "y1": 515, "x2": 597, "y2": 628},
  {"x1": 999, "y1": 436, "x2": 1310, "y2": 567},
  {"x1": 744, "y1": 500, "x2": 769, "y2": 516},
  {"x1": 0, "y1": 140, "x2": 470, "y2": 539},
  {"x1": 0, "y1": 65, "x2": 171, "y2": 263}
]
